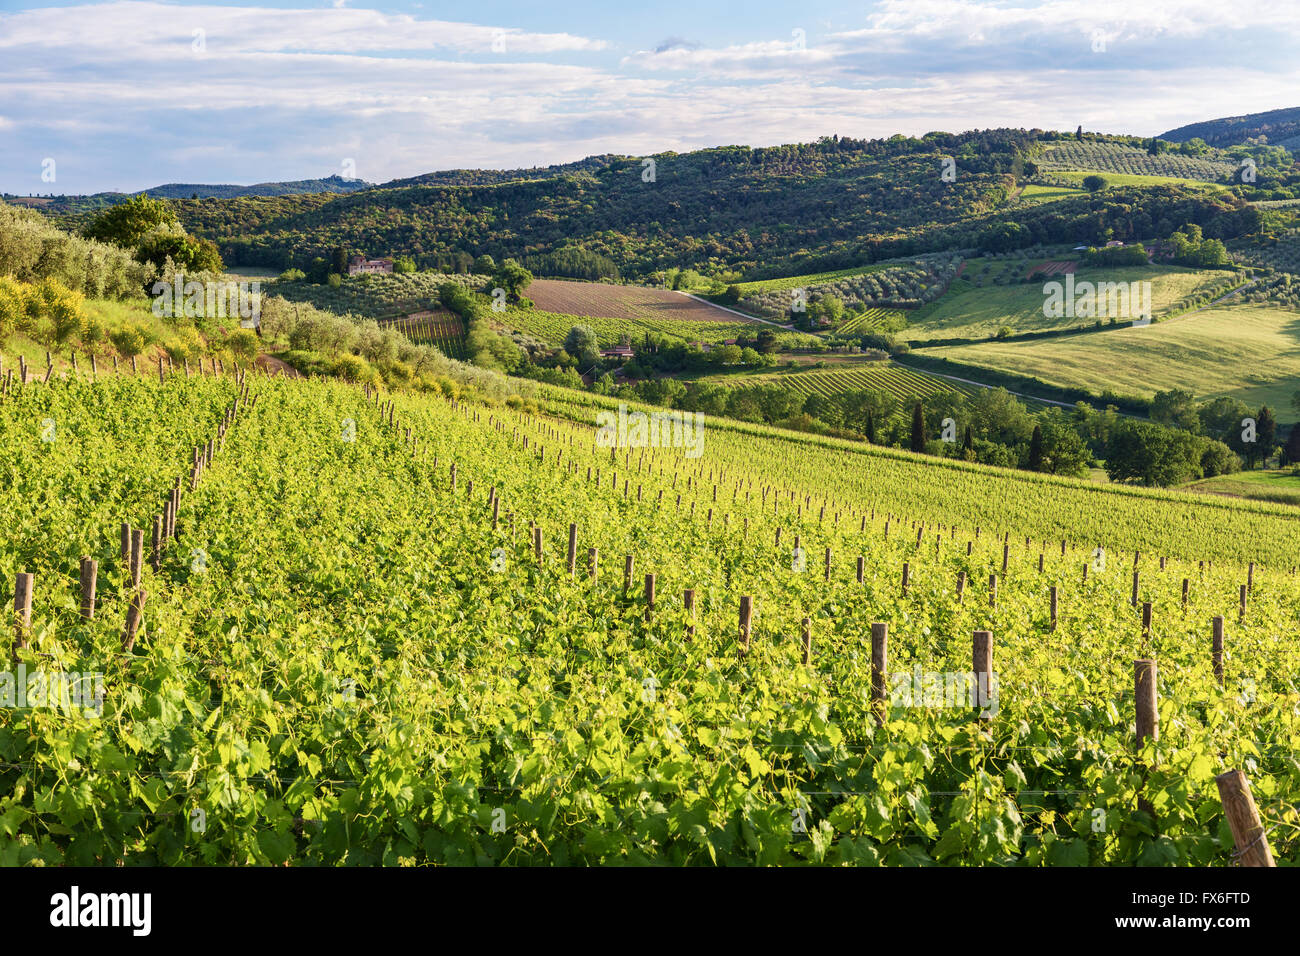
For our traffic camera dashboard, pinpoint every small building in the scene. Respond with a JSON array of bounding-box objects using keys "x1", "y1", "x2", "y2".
[
  {"x1": 600, "y1": 346, "x2": 635, "y2": 359},
  {"x1": 1104, "y1": 240, "x2": 1124, "y2": 248},
  {"x1": 347, "y1": 256, "x2": 394, "y2": 276}
]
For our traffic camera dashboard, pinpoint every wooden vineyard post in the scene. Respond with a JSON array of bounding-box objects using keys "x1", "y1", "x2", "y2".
[
  {"x1": 973, "y1": 630, "x2": 993, "y2": 721},
  {"x1": 738, "y1": 596, "x2": 753, "y2": 659},
  {"x1": 824, "y1": 547, "x2": 832, "y2": 582},
  {"x1": 623, "y1": 555, "x2": 634, "y2": 595},
  {"x1": 1135, "y1": 659, "x2": 1158, "y2": 746},
  {"x1": 1049, "y1": 586, "x2": 1058, "y2": 631},
  {"x1": 1212, "y1": 616, "x2": 1225, "y2": 685},
  {"x1": 1038, "y1": 553, "x2": 1044, "y2": 573},
  {"x1": 684, "y1": 588, "x2": 695, "y2": 640},
  {"x1": 1001, "y1": 544, "x2": 1009, "y2": 574},
  {"x1": 956, "y1": 571, "x2": 966, "y2": 603},
  {"x1": 644, "y1": 573, "x2": 656, "y2": 621},
  {"x1": 588, "y1": 548, "x2": 598, "y2": 586},
  {"x1": 1239, "y1": 584, "x2": 1247, "y2": 623},
  {"x1": 1131, "y1": 569, "x2": 1140, "y2": 607},
  {"x1": 801, "y1": 617, "x2": 812, "y2": 665},
  {"x1": 856, "y1": 556, "x2": 864, "y2": 584},
  {"x1": 13, "y1": 572, "x2": 33, "y2": 652},
  {"x1": 1215, "y1": 770, "x2": 1275, "y2": 867},
  {"x1": 871, "y1": 622, "x2": 888, "y2": 722},
  {"x1": 532, "y1": 526, "x2": 543, "y2": 566},
  {"x1": 988, "y1": 573, "x2": 997, "y2": 608},
  {"x1": 1247, "y1": 562, "x2": 1254, "y2": 595},
  {"x1": 130, "y1": 529, "x2": 144, "y2": 588},
  {"x1": 567, "y1": 523, "x2": 577, "y2": 580},
  {"x1": 122, "y1": 590, "x2": 147, "y2": 652},
  {"x1": 79, "y1": 558, "x2": 98, "y2": 620},
  {"x1": 1141, "y1": 602, "x2": 1153, "y2": 643},
  {"x1": 901, "y1": 562, "x2": 910, "y2": 597},
  {"x1": 1181, "y1": 578, "x2": 1189, "y2": 613},
  {"x1": 151, "y1": 515, "x2": 162, "y2": 572}
]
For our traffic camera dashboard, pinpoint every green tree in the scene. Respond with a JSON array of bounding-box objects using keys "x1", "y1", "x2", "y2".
[
  {"x1": 473, "y1": 255, "x2": 497, "y2": 275},
  {"x1": 910, "y1": 401, "x2": 926, "y2": 453},
  {"x1": 1151, "y1": 388, "x2": 1199, "y2": 431},
  {"x1": 563, "y1": 325, "x2": 599, "y2": 364},
  {"x1": 1027, "y1": 424, "x2": 1044, "y2": 471},
  {"x1": 1082, "y1": 174, "x2": 1108, "y2": 192},
  {"x1": 84, "y1": 195, "x2": 178, "y2": 249},
  {"x1": 491, "y1": 258, "x2": 534, "y2": 302}
]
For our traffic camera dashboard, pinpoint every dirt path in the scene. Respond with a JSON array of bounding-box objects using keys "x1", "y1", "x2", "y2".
[
  {"x1": 672, "y1": 292, "x2": 797, "y2": 330},
  {"x1": 256, "y1": 354, "x2": 300, "y2": 378}
]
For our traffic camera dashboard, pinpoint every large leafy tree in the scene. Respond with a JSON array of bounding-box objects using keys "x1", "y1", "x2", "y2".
[{"x1": 84, "y1": 195, "x2": 179, "y2": 248}]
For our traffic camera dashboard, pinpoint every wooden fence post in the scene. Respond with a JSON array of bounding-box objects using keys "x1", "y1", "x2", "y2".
[
  {"x1": 122, "y1": 590, "x2": 147, "y2": 652},
  {"x1": 973, "y1": 630, "x2": 993, "y2": 720},
  {"x1": 130, "y1": 529, "x2": 144, "y2": 588},
  {"x1": 567, "y1": 523, "x2": 577, "y2": 580},
  {"x1": 738, "y1": 596, "x2": 753, "y2": 658},
  {"x1": 1135, "y1": 659, "x2": 1158, "y2": 746},
  {"x1": 1212, "y1": 616, "x2": 1225, "y2": 685},
  {"x1": 684, "y1": 588, "x2": 695, "y2": 640},
  {"x1": 801, "y1": 617, "x2": 812, "y2": 665},
  {"x1": 13, "y1": 572, "x2": 33, "y2": 651},
  {"x1": 871, "y1": 622, "x2": 888, "y2": 721},
  {"x1": 79, "y1": 558, "x2": 98, "y2": 620},
  {"x1": 644, "y1": 573, "x2": 656, "y2": 621},
  {"x1": 1215, "y1": 770, "x2": 1275, "y2": 867}
]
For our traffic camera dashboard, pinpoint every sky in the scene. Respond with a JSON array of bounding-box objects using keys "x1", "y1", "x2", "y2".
[{"x1": 1, "y1": 0, "x2": 1298, "y2": 194}]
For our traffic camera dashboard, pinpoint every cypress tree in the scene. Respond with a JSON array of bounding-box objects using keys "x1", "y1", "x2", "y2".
[
  {"x1": 962, "y1": 425, "x2": 973, "y2": 454},
  {"x1": 1028, "y1": 424, "x2": 1044, "y2": 471},
  {"x1": 910, "y1": 402, "x2": 926, "y2": 453},
  {"x1": 866, "y1": 409, "x2": 876, "y2": 445}
]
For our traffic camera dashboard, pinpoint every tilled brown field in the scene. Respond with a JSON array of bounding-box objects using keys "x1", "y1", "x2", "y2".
[{"x1": 527, "y1": 279, "x2": 752, "y2": 323}]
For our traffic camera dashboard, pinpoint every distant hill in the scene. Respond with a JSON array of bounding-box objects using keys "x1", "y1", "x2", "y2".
[
  {"x1": 3, "y1": 174, "x2": 375, "y2": 218},
  {"x1": 1160, "y1": 106, "x2": 1300, "y2": 148},
  {"x1": 380, "y1": 156, "x2": 617, "y2": 189},
  {"x1": 141, "y1": 175, "x2": 374, "y2": 199},
  {"x1": 165, "y1": 131, "x2": 1260, "y2": 280}
]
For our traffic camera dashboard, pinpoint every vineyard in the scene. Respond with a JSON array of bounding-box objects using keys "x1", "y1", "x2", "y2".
[
  {"x1": 1037, "y1": 143, "x2": 1236, "y2": 182},
  {"x1": 708, "y1": 362, "x2": 979, "y2": 407},
  {"x1": 495, "y1": 306, "x2": 799, "y2": 350},
  {"x1": 834, "y1": 308, "x2": 906, "y2": 336},
  {"x1": 376, "y1": 310, "x2": 468, "y2": 360},
  {"x1": 738, "y1": 254, "x2": 964, "y2": 320},
  {"x1": 1, "y1": 364, "x2": 1296, "y2": 865}
]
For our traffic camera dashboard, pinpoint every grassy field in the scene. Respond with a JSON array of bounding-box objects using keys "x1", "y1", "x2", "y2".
[
  {"x1": 1183, "y1": 469, "x2": 1300, "y2": 507},
  {"x1": 918, "y1": 303, "x2": 1300, "y2": 420},
  {"x1": 1016, "y1": 183, "x2": 1086, "y2": 204},
  {"x1": 903, "y1": 263, "x2": 1235, "y2": 342},
  {"x1": 1051, "y1": 170, "x2": 1229, "y2": 191}
]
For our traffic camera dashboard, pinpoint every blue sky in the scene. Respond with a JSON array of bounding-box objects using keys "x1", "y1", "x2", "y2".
[{"x1": 1, "y1": 0, "x2": 1298, "y2": 194}]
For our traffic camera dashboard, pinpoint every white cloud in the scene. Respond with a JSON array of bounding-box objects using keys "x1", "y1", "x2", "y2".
[{"x1": 0, "y1": 0, "x2": 1297, "y2": 193}]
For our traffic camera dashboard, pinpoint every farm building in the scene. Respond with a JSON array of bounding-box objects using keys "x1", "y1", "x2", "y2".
[{"x1": 347, "y1": 256, "x2": 394, "y2": 276}]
